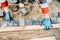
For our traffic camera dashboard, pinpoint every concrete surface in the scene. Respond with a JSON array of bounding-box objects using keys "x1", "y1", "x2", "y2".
[{"x1": 0, "y1": 0, "x2": 60, "y2": 40}]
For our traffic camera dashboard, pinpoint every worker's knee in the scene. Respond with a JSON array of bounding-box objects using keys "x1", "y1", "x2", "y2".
[
  {"x1": 40, "y1": 3, "x2": 49, "y2": 14},
  {"x1": 40, "y1": 0, "x2": 47, "y2": 4},
  {"x1": 1, "y1": 0, "x2": 8, "y2": 8},
  {"x1": 39, "y1": 0, "x2": 49, "y2": 14},
  {"x1": 42, "y1": 7, "x2": 49, "y2": 14}
]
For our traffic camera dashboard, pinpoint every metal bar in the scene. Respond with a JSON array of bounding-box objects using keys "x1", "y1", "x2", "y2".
[{"x1": 0, "y1": 24, "x2": 60, "y2": 32}]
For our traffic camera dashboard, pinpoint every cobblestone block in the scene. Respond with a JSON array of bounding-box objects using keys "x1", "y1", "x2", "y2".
[
  {"x1": 0, "y1": 21, "x2": 8, "y2": 27},
  {"x1": 25, "y1": 20, "x2": 32, "y2": 26},
  {"x1": 19, "y1": 20, "x2": 25, "y2": 26},
  {"x1": 32, "y1": 20, "x2": 41, "y2": 25}
]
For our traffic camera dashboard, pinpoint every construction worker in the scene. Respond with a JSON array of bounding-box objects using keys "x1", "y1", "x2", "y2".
[
  {"x1": 39, "y1": 0, "x2": 52, "y2": 30},
  {"x1": 19, "y1": 0, "x2": 52, "y2": 30},
  {"x1": 24, "y1": 0, "x2": 51, "y2": 30},
  {"x1": 0, "y1": 0, "x2": 11, "y2": 22}
]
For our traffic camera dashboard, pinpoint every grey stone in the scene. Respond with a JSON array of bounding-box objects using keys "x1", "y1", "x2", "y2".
[
  {"x1": 51, "y1": 18, "x2": 57, "y2": 24},
  {"x1": 13, "y1": 20, "x2": 19, "y2": 26},
  {"x1": 8, "y1": 21, "x2": 14, "y2": 27},
  {"x1": 0, "y1": 21, "x2": 8, "y2": 27},
  {"x1": 19, "y1": 20, "x2": 25, "y2": 26},
  {"x1": 32, "y1": 20, "x2": 41, "y2": 25},
  {"x1": 56, "y1": 17, "x2": 60, "y2": 23},
  {"x1": 25, "y1": 20, "x2": 32, "y2": 26},
  {"x1": 38, "y1": 19, "x2": 42, "y2": 25}
]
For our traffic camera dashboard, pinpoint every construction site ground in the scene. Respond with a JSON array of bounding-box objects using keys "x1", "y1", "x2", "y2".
[{"x1": 0, "y1": 0, "x2": 60, "y2": 40}]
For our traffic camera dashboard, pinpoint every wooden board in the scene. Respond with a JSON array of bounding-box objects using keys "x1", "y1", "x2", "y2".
[{"x1": 0, "y1": 24, "x2": 60, "y2": 32}]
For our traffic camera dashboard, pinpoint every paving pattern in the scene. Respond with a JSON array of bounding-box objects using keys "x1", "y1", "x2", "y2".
[
  {"x1": 0, "y1": 0, "x2": 60, "y2": 40},
  {"x1": 0, "y1": 17, "x2": 60, "y2": 27}
]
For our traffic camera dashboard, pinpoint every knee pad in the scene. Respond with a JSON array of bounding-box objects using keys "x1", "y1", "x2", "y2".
[{"x1": 1, "y1": 0, "x2": 8, "y2": 8}]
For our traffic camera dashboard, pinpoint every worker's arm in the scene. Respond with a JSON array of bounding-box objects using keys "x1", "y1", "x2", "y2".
[
  {"x1": 39, "y1": 0, "x2": 52, "y2": 30},
  {"x1": 1, "y1": 0, "x2": 11, "y2": 22}
]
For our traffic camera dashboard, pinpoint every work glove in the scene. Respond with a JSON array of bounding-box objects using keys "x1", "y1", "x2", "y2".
[
  {"x1": 6, "y1": 12, "x2": 11, "y2": 23},
  {"x1": 42, "y1": 18, "x2": 52, "y2": 30}
]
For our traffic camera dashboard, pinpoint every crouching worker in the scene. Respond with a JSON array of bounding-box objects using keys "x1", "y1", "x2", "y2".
[
  {"x1": 0, "y1": 0, "x2": 11, "y2": 22},
  {"x1": 39, "y1": 0, "x2": 52, "y2": 30}
]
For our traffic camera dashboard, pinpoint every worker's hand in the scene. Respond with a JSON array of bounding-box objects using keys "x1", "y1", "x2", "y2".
[{"x1": 42, "y1": 18, "x2": 52, "y2": 30}]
